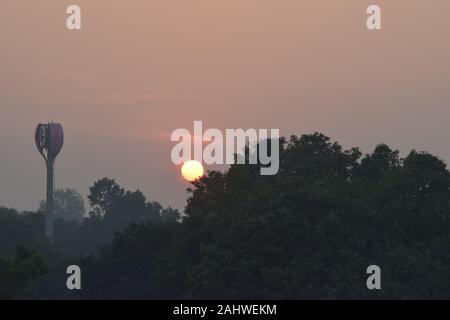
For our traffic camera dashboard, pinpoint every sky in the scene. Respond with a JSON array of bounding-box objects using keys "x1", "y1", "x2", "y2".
[{"x1": 1, "y1": 1, "x2": 450, "y2": 212}]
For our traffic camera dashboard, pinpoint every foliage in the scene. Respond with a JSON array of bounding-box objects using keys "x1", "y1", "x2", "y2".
[
  {"x1": 79, "y1": 133, "x2": 450, "y2": 299},
  {"x1": 40, "y1": 188, "x2": 85, "y2": 224},
  {"x1": 0, "y1": 247, "x2": 47, "y2": 299},
  {"x1": 3, "y1": 133, "x2": 450, "y2": 299}
]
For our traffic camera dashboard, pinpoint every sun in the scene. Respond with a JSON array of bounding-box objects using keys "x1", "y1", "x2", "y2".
[{"x1": 181, "y1": 160, "x2": 204, "y2": 182}]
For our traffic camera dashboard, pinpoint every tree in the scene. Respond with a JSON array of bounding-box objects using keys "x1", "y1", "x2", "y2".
[
  {"x1": 87, "y1": 178, "x2": 180, "y2": 228},
  {"x1": 88, "y1": 178, "x2": 125, "y2": 217},
  {"x1": 80, "y1": 133, "x2": 450, "y2": 299},
  {"x1": 0, "y1": 207, "x2": 44, "y2": 258},
  {"x1": 40, "y1": 188, "x2": 85, "y2": 224},
  {"x1": 0, "y1": 247, "x2": 47, "y2": 299},
  {"x1": 4, "y1": 133, "x2": 450, "y2": 299}
]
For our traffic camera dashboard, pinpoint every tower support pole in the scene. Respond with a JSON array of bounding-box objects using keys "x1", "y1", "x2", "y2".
[{"x1": 46, "y1": 160, "x2": 54, "y2": 239}]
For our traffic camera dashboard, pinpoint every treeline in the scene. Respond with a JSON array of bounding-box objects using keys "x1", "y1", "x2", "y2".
[
  {"x1": 0, "y1": 178, "x2": 180, "y2": 298},
  {"x1": 2, "y1": 133, "x2": 450, "y2": 299}
]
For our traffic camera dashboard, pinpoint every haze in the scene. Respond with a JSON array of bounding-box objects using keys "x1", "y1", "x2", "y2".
[{"x1": 1, "y1": 0, "x2": 450, "y2": 211}]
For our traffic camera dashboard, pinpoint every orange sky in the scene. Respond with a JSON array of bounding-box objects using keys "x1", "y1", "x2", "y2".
[{"x1": 1, "y1": 0, "x2": 450, "y2": 211}]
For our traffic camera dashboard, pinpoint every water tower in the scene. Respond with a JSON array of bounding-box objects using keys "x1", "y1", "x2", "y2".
[{"x1": 35, "y1": 123, "x2": 64, "y2": 239}]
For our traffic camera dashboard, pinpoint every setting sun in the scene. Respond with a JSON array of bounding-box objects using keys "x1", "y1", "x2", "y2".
[{"x1": 181, "y1": 160, "x2": 204, "y2": 182}]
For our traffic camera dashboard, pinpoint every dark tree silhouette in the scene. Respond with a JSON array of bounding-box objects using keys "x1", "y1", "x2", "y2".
[
  {"x1": 77, "y1": 133, "x2": 450, "y2": 299},
  {"x1": 2, "y1": 133, "x2": 450, "y2": 299},
  {"x1": 0, "y1": 247, "x2": 47, "y2": 299}
]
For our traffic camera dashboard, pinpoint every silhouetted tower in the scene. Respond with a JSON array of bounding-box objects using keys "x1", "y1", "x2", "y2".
[{"x1": 35, "y1": 123, "x2": 64, "y2": 239}]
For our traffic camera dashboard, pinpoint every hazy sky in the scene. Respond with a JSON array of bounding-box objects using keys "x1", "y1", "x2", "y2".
[{"x1": 1, "y1": 1, "x2": 450, "y2": 211}]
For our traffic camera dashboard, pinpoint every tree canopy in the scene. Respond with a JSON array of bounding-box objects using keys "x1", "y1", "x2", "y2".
[
  {"x1": 40, "y1": 188, "x2": 85, "y2": 224},
  {"x1": 2, "y1": 133, "x2": 450, "y2": 299},
  {"x1": 78, "y1": 133, "x2": 450, "y2": 299}
]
